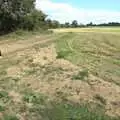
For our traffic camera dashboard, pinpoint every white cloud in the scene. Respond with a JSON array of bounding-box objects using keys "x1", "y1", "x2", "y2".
[{"x1": 36, "y1": 0, "x2": 120, "y2": 24}]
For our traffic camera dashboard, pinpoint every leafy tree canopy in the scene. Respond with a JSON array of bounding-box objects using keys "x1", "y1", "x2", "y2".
[{"x1": 0, "y1": 0, "x2": 47, "y2": 33}]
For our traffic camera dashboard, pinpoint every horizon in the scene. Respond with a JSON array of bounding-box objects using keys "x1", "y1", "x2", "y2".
[{"x1": 36, "y1": 0, "x2": 120, "y2": 24}]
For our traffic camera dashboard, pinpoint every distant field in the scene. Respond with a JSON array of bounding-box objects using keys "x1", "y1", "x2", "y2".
[
  {"x1": 53, "y1": 27, "x2": 120, "y2": 33},
  {"x1": 56, "y1": 32, "x2": 120, "y2": 85}
]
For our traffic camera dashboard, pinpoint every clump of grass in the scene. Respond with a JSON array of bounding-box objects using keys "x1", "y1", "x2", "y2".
[
  {"x1": 0, "y1": 70, "x2": 7, "y2": 76},
  {"x1": 22, "y1": 90, "x2": 48, "y2": 119},
  {"x1": 14, "y1": 30, "x2": 26, "y2": 36},
  {"x1": 24, "y1": 68, "x2": 37, "y2": 75},
  {"x1": 12, "y1": 77, "x2": 20, "y2": 82},
  {"x1": 0, "y1": 91, "x2": 9, "y2": 99},
  {"x1": 0, "y1": 105, "x2": 5, "y2": 112},
  {"x1": 0, "y1": 91, "x2": 10, "y2": 103},
  {"x1": 41, "y1": 102, "x2": 118, "y2": 120},
  {"x1": 43, "y1": 56, "x2": 47, "y2": 60},
  {"x1": 56, "y1": 50, "x2": 71, "y2": 59},
  {"x1": 2, "y1": 114, "x2": 19, "y2": 120},
  {"x1": 72, "y1": 69, "x2": 89, "y2": 81},
  {"x1": 94, "y1": 94, "x2": 106, "y2": 105},
  {"x1": 23, "y1": 91, "x2": 46, "y2": 105},
  {"x1": 34, "y1": 45, "x2": 40, "y2": 51},
  {"x1": 27, "y1": 58, "x2": 33, "y2": 63},
  {"x1": 0, "y1": 76, "x2": 20, "y2": 90}
]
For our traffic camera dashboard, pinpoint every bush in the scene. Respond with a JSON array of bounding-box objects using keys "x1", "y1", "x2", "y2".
[{"x1": 21, "y1": 10, "x2": 47, "y2": 31}]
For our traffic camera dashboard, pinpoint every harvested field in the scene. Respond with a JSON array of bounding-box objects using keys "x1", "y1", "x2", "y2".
[{"x1": 0, "y1": 29, "x2": 120, "y2": 120}]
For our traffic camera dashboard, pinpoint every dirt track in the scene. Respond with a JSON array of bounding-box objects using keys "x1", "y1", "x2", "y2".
[{"x1": 0, "y1": 36, "x2": 54, "y2": 56}]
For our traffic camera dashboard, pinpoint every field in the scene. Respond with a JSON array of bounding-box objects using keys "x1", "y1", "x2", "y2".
[
  {"x1": 53, "y1": 27, "x2": 120, "y2": 33},
  {"x1": 56, "y1": 31, "x2": 120, "y2": 85},
  {"x1": 0, "y1": 28, "x2": 120, "y2": 120}
]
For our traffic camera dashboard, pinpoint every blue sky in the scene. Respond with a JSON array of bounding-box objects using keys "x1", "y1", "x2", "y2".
[
  {"x1": 36, "y1": 0, "x2": 120, "y2": 24},
  {"x1": 52, "y1": 0, "x2": 120, "y2": 11}
]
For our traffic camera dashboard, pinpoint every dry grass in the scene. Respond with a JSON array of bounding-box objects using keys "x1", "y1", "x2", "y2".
[
  {"x1": 52, "y1": 27, "x2": 120, "y2": 33},
  {"x1": 56, "y1": 32, "x2": 120, "y2": 85},
  {"x1": 0, "y1": 30, "x2": 120, "y2": 119}
]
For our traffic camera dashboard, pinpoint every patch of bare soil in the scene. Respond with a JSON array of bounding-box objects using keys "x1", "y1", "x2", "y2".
[
  {"x1": 17, "y1": 44, "x2": 120, "y2": 116},
  {"x1": 7, "y1": 66, "x2": 21, "y2": 77},
  {"x1": 32, "y1": 44, "x2": 79, "y2": 70},
  {"x1": 9, "y1": 91, "x2": 22, "y2": 103},
  {"x1": 88, "y1": 75, "x2": 120, "y2": 116},
  {"x1": 0, "y1": 35, "x2": 52, "y2": 56},
  {"x1": 33, "y1": 44, "x2": 57, "y2": 66}
]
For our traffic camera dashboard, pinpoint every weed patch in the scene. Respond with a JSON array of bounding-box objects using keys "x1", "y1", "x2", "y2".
[
  {"x1": 0, "y1": 105, "x2": 5, "y2": 112},
  {"x1": 0, "y1": 91, "x2": 10, "y2": 102},
  {"x1": 0, "y1": 70, "x2": 7, "y2": 76},
  {"x1": 94, "y1": 94, "x2": 107, "y2": 105},
  {"x1": 40, "y1": 102, "x2": 119, "y2": 120},
  {"x1": 23, "y1": 91, "x2": 46, "y2": 105},
  {"x1": 2, "y1": 114, "x2": 19, "y2": 120},
  {"x1": 56, "y1": 50, "x2": 72, "y2": 59},
  {"x1": 72, "y1": 69, "x2": 89, "y2": 81}
]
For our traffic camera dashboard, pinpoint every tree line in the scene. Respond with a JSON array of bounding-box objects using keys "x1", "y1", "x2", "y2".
[
  {"x1": 48, "y1": 20, "x2": 120, "y2": 28},
  {"x1": 0, "y1": 0, "x2": 61, "y2": 34},
  {"x1": 0, "y1": 0, "x2": 120, "y2": 35},
  {"x1": 0, "y1": 0, "x2": 47, "y2": 34}
]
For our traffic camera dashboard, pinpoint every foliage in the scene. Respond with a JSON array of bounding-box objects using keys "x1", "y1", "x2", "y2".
[
  {"x1": 0, "y1": 0, "x2": 35, "y2": 32},
  {"x1": 46, "y1": 19, "x2": 60, "y2": 29},
  {"x1": 21, "y1": 9, "x2": 47, "y2": 30},
  {"x1": 71, "y1": 20, "x2": 78, "y2": 28},
  {"x1": 0, "y1": 0, "x2": 47, "y2": 33},
  {"x1": 54, "y1": 21, "x2": 120, "y2": 28},
  {"x1": 64, "y1": 22, "x2": 71, "y2": 28}
]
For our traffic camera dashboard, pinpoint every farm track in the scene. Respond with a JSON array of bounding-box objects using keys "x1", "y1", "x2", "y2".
[
  {"x1": 0, "y1": 37, "x2": 49, "y2": 55},
  {"x1": 0, "y1": 34, "x2": 64, "y2": 60}
]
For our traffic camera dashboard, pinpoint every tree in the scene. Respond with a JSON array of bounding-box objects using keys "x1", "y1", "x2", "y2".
[
  {"x1": 21, "y1": 10, "x2": 47, "y2": 30},
  {"x1": 71, "y1": 20, "x2": 78, "y2": 28},
  {"x1": 46, "y1": 20, "x2": 60, "y2": 29},
  {"x1": 0, "y1": 0, "x2": 35, "y2": 32},
  {"x1": 87, "y1": 22, "x2": 94, "y2": 27},
  {"x1": 46, "y1": 19, "x2": 53, "y2": 28},
  {"x1": 52, "y1": 20, "x2": 60, "y2": 28},
  {"x1": 64, "y1": 22, "x2": 70, "y2": 28}
]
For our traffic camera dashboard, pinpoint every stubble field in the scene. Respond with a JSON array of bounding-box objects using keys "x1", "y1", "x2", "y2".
[{"x1": 0, "y1": 28, "x2": 120, "y2": 120}]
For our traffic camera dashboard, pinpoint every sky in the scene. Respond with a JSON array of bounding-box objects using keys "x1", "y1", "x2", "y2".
[{"x1": 36, "y1": 0, "x2": 120, "y2": 24}]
